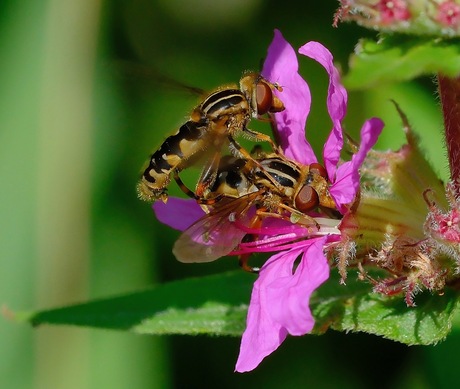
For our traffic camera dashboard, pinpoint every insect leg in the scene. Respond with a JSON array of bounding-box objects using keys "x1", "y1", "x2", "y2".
[
  {"x1": 255, "y1": 203, "x2": 320, "y2": 230},
  {"x1": 173, "y1": 169, "x2": 225, "y2": 206},
  {"x1": 238, "y1": 252, "x2": 259, "y2": 273},
  {"x1": 238, "y1": 213, "x2": 264, "y2": 273},
  {"x1": 173, "y1": 170, "x2": 197, "y2": 199},
  {"x1": 242, "y1": 127, "x2": 278, "y2": 150},
  {"x1": 228, "y1": 136, "x2": 285, "y2": 193}
]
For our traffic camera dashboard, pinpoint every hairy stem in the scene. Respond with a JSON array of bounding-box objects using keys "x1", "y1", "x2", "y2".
[{"x1": 438, "y1": 74, "x2": 460, "y2": 194}]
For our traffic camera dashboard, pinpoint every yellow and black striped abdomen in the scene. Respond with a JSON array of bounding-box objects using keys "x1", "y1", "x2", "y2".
[
  {"x1": 137, "y1": 119, "x2": 211, "y2": 202},
  {"x1": 256, "y1": 158, "x2": 301, "y2": 194}
]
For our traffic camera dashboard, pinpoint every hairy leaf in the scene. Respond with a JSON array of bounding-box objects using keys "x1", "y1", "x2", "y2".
[
  {"x1": 312, "y1": 270, "x2": 459, "y2": 345},
  {"x1": 15, "y1": 269, "x2": 459, "y2": 344}
]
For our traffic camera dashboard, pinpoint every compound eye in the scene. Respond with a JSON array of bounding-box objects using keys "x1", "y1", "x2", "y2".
[
  {"x1": 309, "y1": 163, "x2": 328, "y2": 179},
  {"x1": 256, "y1": 81, "x2": 273, "y2": 115},
  {"x1": 295, "y1": 185, "x2": 319, "y2": 213}
]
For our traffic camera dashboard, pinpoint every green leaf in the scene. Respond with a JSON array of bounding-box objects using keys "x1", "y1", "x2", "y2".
[
  {"x1": 15, "y1": 269, "x2": 459, "y2": 344},
  {"x1": 343, "y1": 35, "x2": 460, "y2": 90},
  {"x1": 18, "y1": 271, "x2": 254, "y2": 336},
  {"x1": 312, "y1": 271, "x2": 459, "y2": 345}
]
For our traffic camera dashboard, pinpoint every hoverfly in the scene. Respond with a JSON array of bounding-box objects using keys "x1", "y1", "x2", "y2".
[
  {"x1": 137, "y1": 72, "x2": 285, "y2": 202},
  {"x1": 172, "y1": 151, "x2": 339, "y2": 272}
]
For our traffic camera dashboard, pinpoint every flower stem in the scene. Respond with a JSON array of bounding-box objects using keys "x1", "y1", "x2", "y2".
[{"x1": 438, "y1": 74, "x2": 460, "y2": 194}]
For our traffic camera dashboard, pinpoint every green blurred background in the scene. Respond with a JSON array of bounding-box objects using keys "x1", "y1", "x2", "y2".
[{"x1": 0, "y1": 0, "x2": 456, "y2": 388}]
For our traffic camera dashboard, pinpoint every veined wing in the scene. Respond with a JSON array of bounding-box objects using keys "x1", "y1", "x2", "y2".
[{"x1": 173, "y1": 194, "x2": 260, "y2": 263}]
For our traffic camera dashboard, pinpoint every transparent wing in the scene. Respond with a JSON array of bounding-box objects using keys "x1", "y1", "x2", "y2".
[
  {"x1": 173, "y1": 195, "x2": 259, "y2": 263},
  {"x1": 112, "y1": 60, "x2": 206, "y2": 96}
]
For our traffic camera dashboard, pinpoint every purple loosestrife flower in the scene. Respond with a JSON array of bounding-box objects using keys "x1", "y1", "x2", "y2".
[
  {"x1": 338, "y1": 102, "x2": 460, "y2": 306},
  {"x1": 335, "y1": 0, "x2": 460, "y2": 36},
  {"x1": 154, "y1": 30, "x2": 383, "y2": 372}
]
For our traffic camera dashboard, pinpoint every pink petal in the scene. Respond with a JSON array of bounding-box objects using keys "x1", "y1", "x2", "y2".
[
  {"x1": 153, "y1": 197, "x2": 204, "y2": 232},
  {"x1": 262, "y1": 29, "x2": 316, "y2": 164},
  {"x1": 330, "y1": 117, "x2": 384, "y2": 212},
  {"x1": 235, "y1": 237, "x2": 329, "y2": 372},
  {"x1": 266, "y1": 237, "x2": 330, "y2": 335},
  {"x1": 298, "y1": 42, "x2": 347, "y2": 180},
  {"x1": 235, "y1": 252, "x2": 291, "y2": 373}
]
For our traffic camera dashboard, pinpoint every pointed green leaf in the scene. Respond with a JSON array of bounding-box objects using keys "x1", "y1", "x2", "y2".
[
  {"x1": 14, "y1": 268, "x2": 459, "y2": 344},
  {"x1": 343, "y1": 35, "x2": 460, "y2": 90},
  {"x1": 312, "y1": 270, "x2": 459, "y2": 345},
  {"x1": 18, "y1": 271, "x2": 254, "y2": 336}
]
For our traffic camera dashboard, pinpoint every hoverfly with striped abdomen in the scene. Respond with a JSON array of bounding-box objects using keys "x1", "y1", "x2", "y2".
[
  {"x1": 137, "y1": 72, "x2": 285, "y2": 203},
  {"x1": 172, "y1": 150, "x2": 339, "y2": 272}
]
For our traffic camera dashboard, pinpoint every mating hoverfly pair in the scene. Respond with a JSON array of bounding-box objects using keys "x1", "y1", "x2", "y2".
[{"x1": 137, "y1": 72, "x2": 338, "y2": 271}]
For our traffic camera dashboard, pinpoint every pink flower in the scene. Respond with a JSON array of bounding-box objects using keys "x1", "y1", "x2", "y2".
[
  {"x1": 335, "y1": 0, "x2": 411, "y2": 28},
  {"x1": 153, "y1": 30, "x2": 383, "y2": 372},
  {"x1": 375, "y1": 0, "x2": 411, "y2": 25},
  {"x1": 436, "y1": 1, "x2": 460, "y2": 27},
  {"x1": 425, "y1": 183, "x2": 460, "y2": 245}
]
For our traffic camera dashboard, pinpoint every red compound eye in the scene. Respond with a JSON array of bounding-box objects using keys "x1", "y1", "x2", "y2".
[
  {"x1": 256, "y1": 81, "x2": 273, "y2": 115},
  {"x1": 295, "y1": 185, "x2": 319, "y2": 213},
  {"x1": 309, "y1": 163, "x2": 328, "y2": 179}
]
